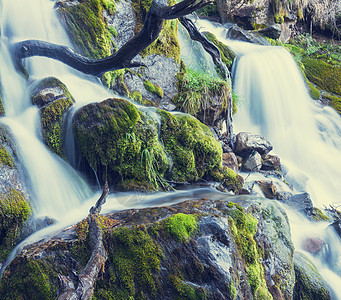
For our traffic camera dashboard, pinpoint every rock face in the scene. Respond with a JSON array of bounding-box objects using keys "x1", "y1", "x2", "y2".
[
  {"x1": 31, "y1": 77, "x2": 74, "y2": 158},
  {"x1": 0, "y1": 197, "x2": 308, "y2": 299}
]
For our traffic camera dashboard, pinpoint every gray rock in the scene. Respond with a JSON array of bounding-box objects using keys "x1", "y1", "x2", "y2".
[
  {"x1": 281, "y1": 192, "x2": 313, "y2": 216},
  {"x1": 108, "y1": 0, "x2": 136, "y2": 49},
  {"x1": 242, "y1": 151, "x2": 262, "y2": 172},
  {"x1": 257, "y1": 24, "x2": 281, "y2": 39},
  {"x1": 225, "y1": 24, "x2": 270, "y2": 45},
  {"x1": 293, "y1": 251, "x2": 332, "y2": 299},
  {"x1": 234, "y1": 132, "x2": 273, "y2": 157},
  {"x1": 261, "y1": 154, "x2": 281, "y2": 171},
  {"x1": 249, "y1": 201, "x2": 295, "y2": 299}
]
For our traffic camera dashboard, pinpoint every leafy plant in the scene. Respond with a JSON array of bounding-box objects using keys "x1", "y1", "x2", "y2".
[{"x1": 176, "y1": 69, "x2": 230, "y2": 116}]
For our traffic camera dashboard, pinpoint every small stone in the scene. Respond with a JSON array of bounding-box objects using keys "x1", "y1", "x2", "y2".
[
  {"x1": 222, "y1": 152, "x2": 238, "y2": 171},
  {"x1": 242, "y1": 151, "x2": 262, "y2": 172},
  {"x1": 262, "y1": 154, "x2": 281, "y2": 170},
  {"x1": 256, "y1": 180, "x2": 277, "y2": 199},
  {"x1": 234, "y1": 132, "x2": 273, "y2": 157}
]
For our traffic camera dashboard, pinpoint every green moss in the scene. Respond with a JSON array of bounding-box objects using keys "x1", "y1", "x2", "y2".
[
  {"x1": 0, "y1": 259, "x2": 58, "y2": 299},
  {"x1": 0, "y1": 189, "x2": 31, "y2": 261},
  {"x1": 100, "y1": 0, "x2": 116, "y2": 15},
  {"x1": 159, "y1": 110, "x2": 222, "y2": 182},
  {"x1": 143, "y1": 80, "x2": 164, "y2": 98},
  {"x1": 226, "y1": 207, "x2": 272, "y2": 299},
  {"x1": 102, "y1": 69, "x2": 129, "y2": 95},
  {"x1": 174, "y1": 69, "x2": 230, "y2": 118},
  {"x1": 163, "y1": 213, "x2": 198, "y2": 243},
  {"x1": 41, "y1": 97, "x2": 74, "y2": 158},
  {"x1": 0, "y1": 145, "x2": 14, "y2": 168},
  {"x1": 294, "y1": 252, "x2": 331, "y2": 299},
  {"x1": 325, "y1": 94, "x2": 341, "y2": 114},
  {"x1": 310, "y1": 208, "x2": 330, "y2": 222},
  {"x1": 94, "y1": 225, "x2": 163, "y2": 299},
  {"x1": 302, "y1": 57, "x2": 341, "y2": 96},
  {"x1": 196, "y1": 1, "x2": 219, "y2": 18},
  {"x1": 58, "y1": 0, "x2": 113, "y2": 59},
  {"x1": 209, "y1": 166, "x2": 244, "y2": 193},
  {"x1": 204, "y1": 32, "x2": 235, "y2": 70},
  {"x1": 73, "y1": 98, "x2": 169, "y2": 190},
  {"x1": 307, "y1": 81, "x2": 320, "y2": 100},
  {"x1": 170, "y1": 275, "x2": 207, "y2": 300},
  {"x1": 108, "y1": 26, "x2": 118, "y2": 38}
]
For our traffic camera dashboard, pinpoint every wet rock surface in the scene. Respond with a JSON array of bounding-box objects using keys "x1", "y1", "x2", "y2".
[
  {"x1": 0, "y1": 197, "x2": 310, "y2": 299},
  {"x1": 234, "y1": 132, "x2": 273, "y2": 157}
]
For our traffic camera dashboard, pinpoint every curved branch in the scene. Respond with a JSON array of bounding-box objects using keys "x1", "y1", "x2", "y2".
[{"x1": 12, "y1": 0, "x2": 211, "y2": 77}]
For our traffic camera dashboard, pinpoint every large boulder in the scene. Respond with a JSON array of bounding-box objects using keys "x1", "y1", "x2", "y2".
[
  {"x1": 234, "y1": 132, "x2": 273, "y2": 157},
  {"x1": 0, "y1": 197, "x2": 296, "y2": 299},
  {"x1": 72, "y1": 98, "x2": 232, "y2": 191}
]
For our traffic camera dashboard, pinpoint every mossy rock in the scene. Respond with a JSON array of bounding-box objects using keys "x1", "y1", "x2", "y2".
[
  {"x1": 159, "y1": 110, "x2": 222, "y2": 182},
  {"x1": 0, "y1": 144, "x2": 14, "y2": 168},
  {"x1": 302, "y1": 57, "x2": 341, "y2": 96},
  {"x1": 72, "y1": 98, "x2": 169, "y2": 190},
  {"x1": 0, "y1": 189, "x2": 31, "y2": 261},
  {"x1": 310, "y1": 207, "x2": 330, "y2": 222},
  {"x1": 323, "y1": 94, "x2": 341, "y2": 115},
  {"x1": 204, "y1": 32, "x2": 235, "y2": 70},
  {"x1": 58, "y1": 0, "x2": 113, "y2": 59},
  {"x1": 32, "y1": 77, "x2": 75, "y2": 158},
  {"x1": 225, "y1": 206, "x2": 272, "y2": 299},
  {"x1": 72, "y1": 98, "x2": 225, "y2": 190},
  {"x1": 31, "y1": 77, "x2": 74, "y2": 108},
  {"x1": 209, "y1": 166, "x2": 244, "y2": 193},
  {"x1": 293, "y1": 251, "x2": 332, "y2": 299}
]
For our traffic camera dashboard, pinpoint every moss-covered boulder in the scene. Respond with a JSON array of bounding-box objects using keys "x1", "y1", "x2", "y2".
[
  {"x1": 293, "y1": 251, "x2": 332, "y2": 299},
  {"x1": 0, "y1": 197, "x2": 297, "y2": 299},
  {"x1": 72, "y1": 98, "x2": 230, "y2": 191},
  {"x1": 31, "y1": 77, "x2": 74, "y2": 158}
]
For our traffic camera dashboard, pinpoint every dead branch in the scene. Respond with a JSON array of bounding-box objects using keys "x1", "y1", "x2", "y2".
[
  {"x1": 57, "y1": 182, "x2": 109, "y2": 300},
  {"x1": 12, "y1": 0, "x2": 211, "y2": 77}
]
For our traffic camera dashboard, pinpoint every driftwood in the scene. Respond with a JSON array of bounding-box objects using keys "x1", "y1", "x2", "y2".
[
  {"x1": 12, "y1": 0, "x2": 211, "y2": 77},
  {"x1": 57, "y1": 182, "x2": 109, "y2": 300}
]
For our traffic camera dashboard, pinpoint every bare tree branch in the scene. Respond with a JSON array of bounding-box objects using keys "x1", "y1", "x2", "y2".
[{"x1": 11, "y1": 0, "x2": 211, "y2": 76}]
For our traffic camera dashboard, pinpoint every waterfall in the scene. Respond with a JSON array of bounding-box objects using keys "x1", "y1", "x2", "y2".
[
  {"x1": 0, "y1": 0, "x2": 112, "y2": 220},
  {"x1": 193, "y1": 18, "x2": 341, "y2": 297},
  {"x1": 194, "y1": 19, "x2": 341, "y2": 208}
]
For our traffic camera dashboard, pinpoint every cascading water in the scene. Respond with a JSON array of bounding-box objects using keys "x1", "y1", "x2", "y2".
[
  {"x1": 0, "y1": 0, "x2": 113, "y2": 220},
  {"x1": 193, "y1": 18, "x2": 341, "y2": 297}
]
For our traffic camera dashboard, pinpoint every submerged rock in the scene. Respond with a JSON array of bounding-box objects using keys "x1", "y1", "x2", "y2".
[{"x1": 0, "y1": 197, "x2": 300, "y2": 299}]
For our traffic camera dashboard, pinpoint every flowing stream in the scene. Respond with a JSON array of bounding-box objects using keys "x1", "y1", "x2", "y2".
[
  {"x1": 191, "y1": 19, "x2": 341, "y2": 297},
  {"x1": 1, "y1": 0, "x2": 341, "y2": 296}
]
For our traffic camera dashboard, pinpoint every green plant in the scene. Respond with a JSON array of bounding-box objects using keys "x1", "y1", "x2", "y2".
[{"x1": 176, "y1": 69, "x2": 230, "y2": 116}]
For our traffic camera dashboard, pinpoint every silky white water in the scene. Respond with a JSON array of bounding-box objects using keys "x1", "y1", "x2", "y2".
[
  {"x1": 0, "y1": 0, "x2": 113, "y2": 220},
  {"x1": 193, "y1": 18, "x2": 341, "y2": 297},
  {"x1": 194, "y1": 19, "x2": 341, "y2": 208}
]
